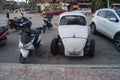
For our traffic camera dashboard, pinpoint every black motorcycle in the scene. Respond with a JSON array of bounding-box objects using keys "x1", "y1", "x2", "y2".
[
  {"x1": 19, "y1": 27, "x2": 43, "y2": 63},
  {"x1": 7, "y1": 13, "x2": 32, "y2": 30},
  {"x1": 8, "y1": 17, "x2": 32, "y2": 30},
  {"x1": 43, "y1": 15, "x2": 53, "y2": 33}
]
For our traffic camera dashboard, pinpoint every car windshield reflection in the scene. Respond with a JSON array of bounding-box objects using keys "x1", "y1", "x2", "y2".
[{"x1": 60, "y1": 15, "x2": 86, "y2": 26}]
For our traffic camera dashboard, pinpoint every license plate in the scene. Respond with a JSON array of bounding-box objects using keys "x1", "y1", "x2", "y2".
[{"x1": 69, "y1": 51, "x2": 80, "y2": 56}]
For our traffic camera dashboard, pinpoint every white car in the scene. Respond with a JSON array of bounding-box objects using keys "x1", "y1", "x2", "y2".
[
  {"x1": 90, "y1": 8, "x2": 120, "y2": 51},
  {"x1": 80, "y1": 8, "x2": 91, "y2": 15},
  {"x1": 50, "y1": 11, "x2": 95, "y2": 57}
]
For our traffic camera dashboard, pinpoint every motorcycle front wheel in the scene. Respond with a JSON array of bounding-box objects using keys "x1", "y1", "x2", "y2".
[{"x1": 19, "y1": 53, "x2": 26, "y2": 63}]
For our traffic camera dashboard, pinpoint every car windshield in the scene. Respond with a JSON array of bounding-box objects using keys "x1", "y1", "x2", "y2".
[
  {"x1": 116, "y1": 10, "x2": 120, "y2": 17},
  {"x1": 60, "y1": 15, "x2": 86, "y2": 26}
]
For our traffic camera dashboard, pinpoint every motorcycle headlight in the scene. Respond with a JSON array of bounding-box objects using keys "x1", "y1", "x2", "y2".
[
  {"x1": 19, "y1": 42, "x2": 31, "y2": 49},
  {"x1": 23, "y1": 43, "x2": 31, "y2": 48}
]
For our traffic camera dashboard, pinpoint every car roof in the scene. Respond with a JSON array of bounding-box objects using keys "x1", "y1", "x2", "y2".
[
  {"x1": 59, "y1": 11, "x2": 86, "y2": 19},
  {"x1": 96, "y1": 8, "x2": 120, "y2": 12},
  {"x1": 97, "y1": 8, "x2": 114, "y2": 11}
]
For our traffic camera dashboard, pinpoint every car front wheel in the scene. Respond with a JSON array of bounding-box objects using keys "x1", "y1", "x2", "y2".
[
  {"x1": 114, "y1": 35, "x2": 120, "y2": 52},
  {"x1": 50, "y1": 38, "x2": 59, "y2": 56},
  {"x1": 90, "y1": 23, "x2": 97, "y2": 35}
]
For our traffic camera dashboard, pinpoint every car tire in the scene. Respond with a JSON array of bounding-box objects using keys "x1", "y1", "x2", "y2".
[
  {"x1": 59, "y1": 41, "x2": 64, "y2": 55},
  {"x1": 50, "y1": 38, "x2": 59, "y2": 56},
  {"x1": 90, "y1": 23, "x2": 97, "y2": 35},
  {"x1": 114, "y1": 34, "x2": 120, "y2": 52},
  {"x1": 88, "y1": 39, "x2": 95, "y2": 57},
  {"x1": 19, "y1": 53, "x2": 26, "y2": 63}
]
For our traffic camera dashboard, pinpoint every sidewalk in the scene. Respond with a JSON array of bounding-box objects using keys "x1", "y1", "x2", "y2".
[{"x1": 0, "y1": 63, "x2": 120, "y2": 80}]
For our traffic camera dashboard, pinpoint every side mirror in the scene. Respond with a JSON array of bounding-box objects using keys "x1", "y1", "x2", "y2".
[
  {"x1": 21, "y1": 12, "x2": 24, "y2": 15},
  {"x1": 14, "y1": 17, "x2": 17, "y2": 19},
  {"x1": 109, "y1": 18, "x2": 119, "y2": 22},
  {"x1": 36, "y1": 27, "x2": 46, "y2": 33}
]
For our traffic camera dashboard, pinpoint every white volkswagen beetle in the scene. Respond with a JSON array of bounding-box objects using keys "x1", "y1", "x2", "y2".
[{"x1": 51, "y1": 11, "x2": 95, "y2": 57}]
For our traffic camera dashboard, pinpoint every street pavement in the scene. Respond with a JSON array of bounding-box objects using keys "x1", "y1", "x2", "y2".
[
  {"x1": 0, "y1": 13, "x2": 120, "y2": 64},
  {"x1": 0, "y1": 12, "x2": 120, "y2": 80}
]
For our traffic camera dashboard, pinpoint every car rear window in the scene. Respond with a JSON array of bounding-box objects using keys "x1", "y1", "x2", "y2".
[{"x1": 60, "y1": 15, "x2": 86, "y2": 26}]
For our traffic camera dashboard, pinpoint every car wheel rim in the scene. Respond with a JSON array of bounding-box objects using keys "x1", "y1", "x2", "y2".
[{"x1": 115, "y1": 36, "x2": 120, "y2": 50}]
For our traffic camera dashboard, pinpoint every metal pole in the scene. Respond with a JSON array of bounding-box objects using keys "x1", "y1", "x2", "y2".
[
  {"x1": 52, "y1": 0, "x2": 54, "y2": 15},
  {"x1": 107, "y1": 0, "x2": 109, "y2": 8}
]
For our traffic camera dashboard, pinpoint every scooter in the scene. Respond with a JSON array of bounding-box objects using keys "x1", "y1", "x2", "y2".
[
  {"x1": 43, "y1": 15, "x2": 53, "y2": 33},
  {"x1": 18, "y1": 27, "x2": 43, "y2": 63},
  {"x1": 7, "y1": 13, "x2": 32, "y2": 30},
  {"x1": 0, "y1": 26, "x2": 8, "y2": 45}
]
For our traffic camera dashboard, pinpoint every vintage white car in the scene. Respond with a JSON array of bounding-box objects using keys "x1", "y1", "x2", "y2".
[{"x1": 50, "y1": 11, "x2": 95, "y2": 57}]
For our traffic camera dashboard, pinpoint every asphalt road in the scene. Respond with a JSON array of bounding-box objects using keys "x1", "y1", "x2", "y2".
[{"x1": 0, "y1": 13, "x2": 120, "y2": 64}]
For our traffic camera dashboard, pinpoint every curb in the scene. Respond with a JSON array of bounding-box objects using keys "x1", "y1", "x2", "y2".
[
  {"x1": 0, "y1": 63, "x2": 120, "y2": 69},
  {"x1": 0, "y1": 63, "x2": 120, "y2": 80}
]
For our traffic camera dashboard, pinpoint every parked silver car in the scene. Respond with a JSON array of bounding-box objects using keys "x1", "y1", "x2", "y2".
[{"x1": 90, "y1": 8, "x2": 120, "y2": 51}]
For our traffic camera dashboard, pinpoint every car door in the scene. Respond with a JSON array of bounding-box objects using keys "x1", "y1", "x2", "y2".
[
  {"x1": 95, "y1": 10, "x2": 107, "y2": 33},
  {"x1": 103, "y1": 10, "x2": 119, "y2": 39}
]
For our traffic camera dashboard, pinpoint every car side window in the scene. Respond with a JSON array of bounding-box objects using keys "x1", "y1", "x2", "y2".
[
  {"x1": 116, "y1": 10, "x2": 120, "y2": 17},
  {"x1": 105, "y1": 11, "x2": 117, "y2": 19},
  {"x1": 97, "y1": 10, "x2": 106, "y2": 18}
]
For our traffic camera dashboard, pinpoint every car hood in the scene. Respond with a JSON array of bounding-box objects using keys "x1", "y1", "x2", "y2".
[{"x1": 58, "y1": 25, "x2": 88, "y2": 39}]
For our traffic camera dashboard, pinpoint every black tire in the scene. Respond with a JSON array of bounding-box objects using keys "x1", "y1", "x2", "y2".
[
  {"x1": 50, "y1": 38, "x2": 59, "y2": 56},
  {"x1": 90, "y1": 23, "x2": 97, "y2": 35},
  {"x1": 114, "y1": 35, "x2": 120, "y2": 52},
  {"x1": 59, "y1": 41, "x2": 64, "y2": 55},
  {"x1": 19, "y1": 53, "x2": 26, "y2": 63},
  {"x1": 1, "y1": 37, "x2": 7, "y2": 45},
  {"x1": 43, "y1": 25, "x2": 46, "y2": 33},
  {"x1": 88, "y1": 39, "x2": 95, "y2": 57}
]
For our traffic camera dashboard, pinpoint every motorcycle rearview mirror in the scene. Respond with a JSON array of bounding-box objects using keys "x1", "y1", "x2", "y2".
[
  {"x1": 36, "y1": 27, "x2": 45, "y2": 33},
  {"x1": 29, "y1": 17, "x2": 32, "y2": 19},
  {"x1": 21, "y1": 12, "x2": 24, "y2": 15},
  {"x1": 14, "y1": 17, "x2": 17, "y2": 19}
]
